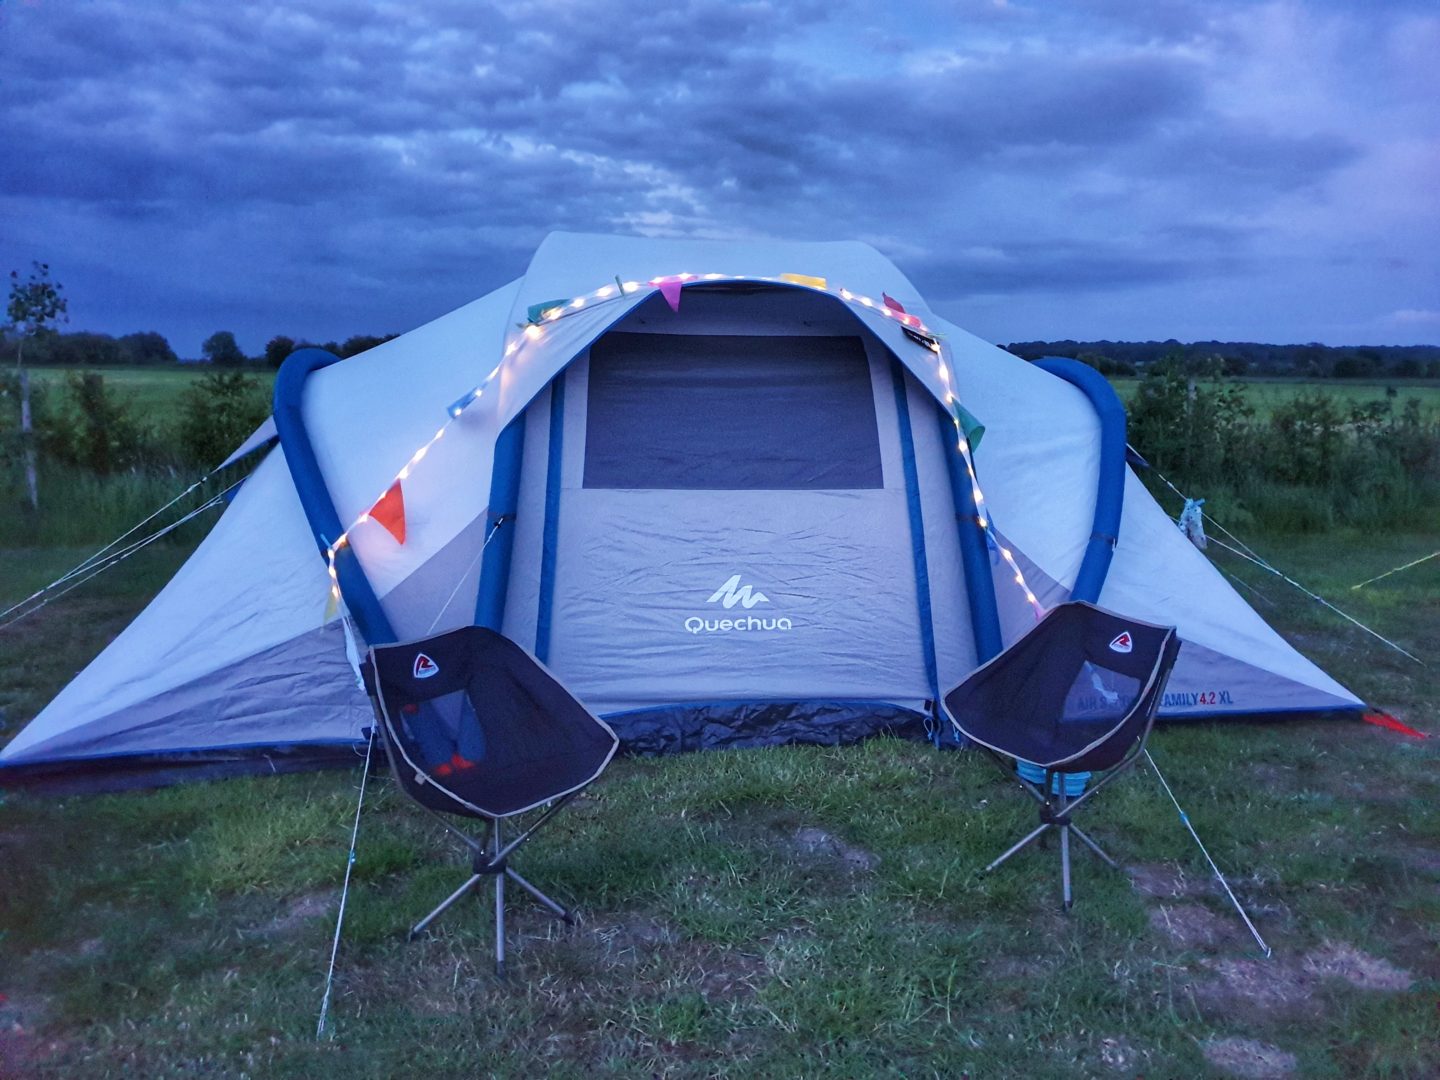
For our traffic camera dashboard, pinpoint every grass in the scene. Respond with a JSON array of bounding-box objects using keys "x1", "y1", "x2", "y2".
[
  {"x1": 1109, "y1": 375, "x2": 1440, "y2": 418},
  {"x1": 0, "y1": 430, "x2": 1438, "y2": 1075},
  {"x1": 26, "y1": 365, "x2": 276, "y2": 416}
]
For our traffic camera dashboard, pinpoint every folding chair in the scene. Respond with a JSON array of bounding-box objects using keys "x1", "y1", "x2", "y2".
[
  {"x1": 363, "y1": 626, "x2": 619, "y2": 976},
  {"x1": 942, "y1": 601, "x2": 1181, "y2": 910}
]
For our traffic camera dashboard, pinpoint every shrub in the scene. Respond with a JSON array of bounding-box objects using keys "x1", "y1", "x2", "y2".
[
  {"x1": 41, "y1": 371, "x2": 149, "y2": 474},
  {"x1": 176, "y1": 369, "x2": 269, "y2": 468},
  {"x1": 1126, "y1": 356, "x2": 1253, "y2": 489}
]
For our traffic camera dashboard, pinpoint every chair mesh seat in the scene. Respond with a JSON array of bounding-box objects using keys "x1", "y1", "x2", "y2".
[
  {"x1": 943, "y1": 602, "x2": 1179, "y2": 771},
  {"x1": 368, "y1": 626, "x2": 618, "y2": 818}
]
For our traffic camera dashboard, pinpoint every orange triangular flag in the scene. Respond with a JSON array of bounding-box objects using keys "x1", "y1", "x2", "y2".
[{"x1": 369, "y1": 480, "x2": 406, "y2": 545}]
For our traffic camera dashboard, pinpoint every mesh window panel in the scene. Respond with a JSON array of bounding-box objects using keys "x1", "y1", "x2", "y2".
[{"x1": 584, "y1": 332, "x2": 883, "y2": 490}]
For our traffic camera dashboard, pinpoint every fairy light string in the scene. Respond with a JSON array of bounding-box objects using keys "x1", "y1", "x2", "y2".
[{"x1": 323, "y1": 272, "x2": 1044, "y2": 624}]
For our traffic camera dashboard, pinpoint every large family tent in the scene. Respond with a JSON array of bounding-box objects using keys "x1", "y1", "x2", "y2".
[{"x1": 0, "y1": 233, "x2": 1364, "y2": 788}]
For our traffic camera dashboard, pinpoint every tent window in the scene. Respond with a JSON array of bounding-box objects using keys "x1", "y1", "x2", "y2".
[{"x1": 584, "y1": 333, "x2": 883, "y2": 490}]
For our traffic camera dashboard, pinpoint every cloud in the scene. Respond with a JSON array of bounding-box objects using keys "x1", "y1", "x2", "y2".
[{"x1": 0, "y1": 0, "x2": 1435, "y2": 351}]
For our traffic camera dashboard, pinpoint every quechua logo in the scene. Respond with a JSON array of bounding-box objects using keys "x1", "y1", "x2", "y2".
[
  {"x1": 706, "y1": 574, "x2": 770, "y2": 609},
  {"x1": 686, "y1": 574, "x2": 792, "y2": 635}
]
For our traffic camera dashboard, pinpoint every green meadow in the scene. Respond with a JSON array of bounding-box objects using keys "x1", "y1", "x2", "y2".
[{"x1": 0, "y1": 372, "x2": 1436, "y2": 1077}]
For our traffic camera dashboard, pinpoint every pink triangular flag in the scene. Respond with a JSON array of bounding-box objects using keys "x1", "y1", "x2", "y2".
[
  {"x1": 369, "y1": 480, "x2": 406, "y2": 545},
  {"x1": 883, "y1": 293, "x2": 906, "y2": 314},
  {"x1": 657, "y1": 279, "x2": 683, "y2": 312}
]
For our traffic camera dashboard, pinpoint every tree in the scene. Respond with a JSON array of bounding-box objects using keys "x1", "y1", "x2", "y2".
[
  {"x1": 202, "y1": 330, "x2": 246, "y2": 366},
  {"x1": 7, "y1": 261, "x2": 68, "y2": 509},
  {"x1": 263, "y1": 335, "x2": 296, "y2": 369},
  {"x1": 339, "y1": 333, "x2": 395, "y2": 357},
  {"x1": 118, "y1": 331, "x2": 177, "y2": 365}
]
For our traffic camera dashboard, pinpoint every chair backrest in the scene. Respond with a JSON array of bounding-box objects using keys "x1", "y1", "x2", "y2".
[
  {"x1": 942, "y1": 601, "x2": 1180, "y2": 771},
  {"x1": 365, "y1": 626, "x2": 619, "y2": 818}
]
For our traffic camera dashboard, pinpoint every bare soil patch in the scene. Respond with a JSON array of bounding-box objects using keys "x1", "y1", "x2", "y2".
[
  {"x1": 584, "y1": 913, "x2": 767, "y2": 1000},
  {"x1": 1148, "y1": 903, "x2": 1243, "y2": 951},
  {"x1": 1301, "y1": 940, "x2": 1414, "y2": 991},
  {"x1": 790, "y1": 825, "x2": 878, "y2": 872},
  {"x1": 1196, "y1": 956, "x2": 1317, "y2": 1016},
  {"x1": 1193, "y1": 941, "x2": 1415, "y2": 1020},
  {"x1": 1128, "y1": 861, "x2": 1205, "y2": 899},
  {"x1": 240, "y1": 890, "x2": 336, "y2": 939},
  {"x1": 1202, "y1": 1036, "x2": 1297, "y2": 1078}
]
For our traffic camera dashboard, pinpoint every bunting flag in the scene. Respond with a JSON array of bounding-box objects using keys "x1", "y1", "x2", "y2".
[
  {"x1": 323, "y1": 587, "x2": 339, "y2": 624},
  {"x1": 655, "y1": 278, "x2": 683, "y2": 311},
  {"x1": 882, "y1": 293, "x2": 906, "y2": 313},
  {"x1": 780, "y1": 272, "x2": 827, "y2": 289},
  {"x1": 526, "y1": 299, "x2": 568, "y2": 324},
  {"x1": 1362, "y1": 711, "x2": 1429, "y2": 738},
  {"x1": 369, "y1": 480, "x2": 407, "y2": 545}
]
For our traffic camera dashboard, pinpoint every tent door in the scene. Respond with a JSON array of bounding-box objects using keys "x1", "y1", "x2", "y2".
[{"x1": 501, "y1": 328, "x2": 965, "y2": 720}]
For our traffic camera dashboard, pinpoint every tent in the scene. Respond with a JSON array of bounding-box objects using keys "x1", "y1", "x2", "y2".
[{"x1": 0, "y1": 233, "x2": 1363, "y2": 788}]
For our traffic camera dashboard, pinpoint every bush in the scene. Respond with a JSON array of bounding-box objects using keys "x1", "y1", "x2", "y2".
[
  {"x1": 175, "y1": 369, "x2": 269, "y2": 468},
  {"x1": 41, "y1": 371, "x2": 149, "y2": 474},
  {"x1": 1126, "y1": 363, "x2": 1440, "y2": 533},
  {"x1": 1126, "y1": 356, "x2": 1253, "y2": 489}
]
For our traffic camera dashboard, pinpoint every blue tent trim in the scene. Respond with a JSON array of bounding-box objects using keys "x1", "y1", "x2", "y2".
[
  {"x1": 938, "y1": 405, "x2": 1003, "y2": 667},
  {"x1": 474, "y1": 413, "x2": 527, "y2": 630},
  {"x1": 889, "y1": 364, "x2": 941, "y2": 735},
  {"x1": 273, "y1": 347, "x2": 396, "y2": 645},
  {"x1": 1033, "y1": 357, "x2": 1128, "y2": 605},
  {"x1": 535, "y1": 376, "x2": 567, "y2": 662}
]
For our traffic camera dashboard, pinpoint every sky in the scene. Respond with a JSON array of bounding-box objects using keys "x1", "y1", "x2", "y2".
[{"x1": 1, "y1": 0, "x2": 1437, "y2": 357}]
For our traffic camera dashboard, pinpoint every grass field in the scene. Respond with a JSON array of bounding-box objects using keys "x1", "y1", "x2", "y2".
[
  {"x1": 1110, "y1": 376, "x2": 1440, "y2": 418},
  {"x1": 1, "y1": 377, "x2": 1438, "y2": 1077},
  {"x1": 26, "y1": 365, "x2": 277, "y2": 420}
]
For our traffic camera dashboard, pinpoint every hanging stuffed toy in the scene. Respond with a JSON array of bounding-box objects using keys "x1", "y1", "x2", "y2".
[{"x1": 1178, "y1": 497, "x2": 1207, "y2": 550}]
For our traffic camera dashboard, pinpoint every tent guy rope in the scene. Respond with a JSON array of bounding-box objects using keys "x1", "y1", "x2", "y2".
[
  {"x1": 1139, "y1": 456, "x2": 1422, "y2": 666},
  {"x1": 1351, "y1": 548, "x2": 1440, "y2": 591},
  {"x1": 1144, "y1": 748, "x2": 1272, "y2": 958},
  {"x1": 316, "y1": 723, "x2": 377, "y2": 1039},
  {"x1": 0, "y1": 479, "x2": 241, "y2": 633},
  {"x1": 0, "y1": 471, "x2": 220, "y2": 626}
]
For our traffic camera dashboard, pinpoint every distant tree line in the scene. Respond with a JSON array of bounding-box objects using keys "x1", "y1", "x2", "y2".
[
  {"x1": 1005, "y1": 340, "x2": 1440, "y2": 379},
  {"x1": 0, "y1": 329, "x2": 399, "y2": 368}
]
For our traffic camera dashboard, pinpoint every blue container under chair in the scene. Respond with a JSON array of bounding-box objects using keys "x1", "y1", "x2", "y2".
[{"x1": 1016, "y1": 760, "x2": 1090, "y2": 797}]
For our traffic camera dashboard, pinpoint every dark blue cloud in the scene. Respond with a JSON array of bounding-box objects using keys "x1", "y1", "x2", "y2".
[{"x1": 0, "y1": 0, "x2": 1434, "y2": 352}]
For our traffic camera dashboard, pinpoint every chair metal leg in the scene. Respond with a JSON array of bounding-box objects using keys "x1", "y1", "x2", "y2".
[
  {"x1": 1060, "y1": 824, "x2": 1073, "y2": 911},
  {"x1": 409, "y1": 874, "x2": 484, "y2": 940},
  {"x1": 985, "y1": 822, "x2": 1050, "y2": 873},
  {"x1": 492, "y1": 819, "x2": 506, "y2": 979},
  {"x1": 1069, "y1": 823, "x2": 1120, "y2": 870},
  {"x1": 506, "y1": 868, "x2": 574, "y2": 925},
  {"x1": 410, "y1": 812, "x2": 580, "y2": 974}
]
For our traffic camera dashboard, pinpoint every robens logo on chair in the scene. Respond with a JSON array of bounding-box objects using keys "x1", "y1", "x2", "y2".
[
  {"x1": 685, "y1": 574, "x2": 794, "y2": 635},
  {"x1": 413, "y1": 653, "x2": 440, "y2": 678},
  {"x1": 1108, "y1": 632, "x2": 1134, "y2": 654}
]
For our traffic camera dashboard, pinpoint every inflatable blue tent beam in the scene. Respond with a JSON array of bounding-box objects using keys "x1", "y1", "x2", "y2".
[{"x1": 273, "y1": 348, "x2": 397, "y2": 645}]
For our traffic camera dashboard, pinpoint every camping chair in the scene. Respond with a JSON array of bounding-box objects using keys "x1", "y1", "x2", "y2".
[
  {"x1": 363, "y1": 626, "x2": 619, "y2": 976},
  {"x1": 942, "y1": 601, "x2": 1180, "y2": 911}
]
